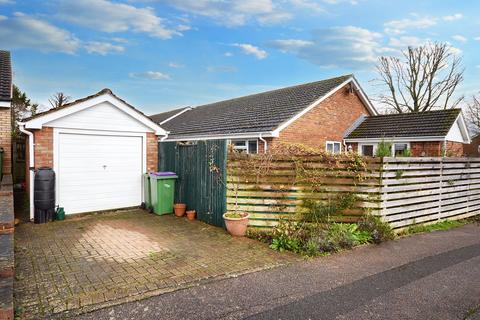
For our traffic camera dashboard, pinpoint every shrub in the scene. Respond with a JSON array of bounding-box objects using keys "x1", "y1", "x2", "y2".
[
  {"x1": 357, "y1": 214, "x2": 395, "y2": 244},
  {"x1": 375, "y1": 140, "x2": 392, "y2": 157}
]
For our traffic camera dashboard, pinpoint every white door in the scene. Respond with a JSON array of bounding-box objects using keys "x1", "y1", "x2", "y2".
[{"x1": 57, "y1": 133, "x2": 143, "y2": 214}]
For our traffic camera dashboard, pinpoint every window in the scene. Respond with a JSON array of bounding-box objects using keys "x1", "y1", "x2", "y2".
[
  {"x1": 361, "y1": 145, "x2": 374, "y2": 157},
  {"x1": 393, "y1": 143, "x2": 409, "y2": 156},
  {"x1": 230, "y1": 139, "x2": 258, "y2": 154},
  {"x1": 326, "y1": 141, "x2": 341, "y2": 154}
]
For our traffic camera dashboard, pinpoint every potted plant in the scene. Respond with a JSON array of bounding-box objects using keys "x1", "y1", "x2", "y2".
[
  {"x1": 223, "y1": 212, "x2": 250, "y2": 237},
  {"x1": 173, "y1": 203, "x2": 187, "y2": 217},
  {"x1": 208, "y1": 146, "x2": 251, "y2": 237},
  {"x1": 186, "y1": 210, "x2": 196, "y2": 221}
]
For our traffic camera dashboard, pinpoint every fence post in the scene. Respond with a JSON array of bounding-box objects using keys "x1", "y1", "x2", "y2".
[
  {"x1": 438, "y1": 157, "x2": 443, "y2": 221},
  {"x1": 379, "y1": 157, "x2": 386, "y2": 219}
]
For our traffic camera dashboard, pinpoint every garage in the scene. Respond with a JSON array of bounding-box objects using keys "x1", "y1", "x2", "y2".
[{"x1": 19, "y1": 88, "x2": 166, "y2": 219}]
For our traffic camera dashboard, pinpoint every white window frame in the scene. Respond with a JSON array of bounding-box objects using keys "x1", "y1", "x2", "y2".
[
  {"x1": 392, "y1": 142, "x2": 411, "y2": 156},
  {"x1": 229, "y1": 139, "x2": 259, "y2": 154},
  {"x1": 358, "y1": 142, "x2": 411, "y2": 157},
  {"x1": 359, "y1": 143, "x2": 376, "y2": 156},
  {"x1": 326, "y1": 141, "x2": 342, "y2": 154}
]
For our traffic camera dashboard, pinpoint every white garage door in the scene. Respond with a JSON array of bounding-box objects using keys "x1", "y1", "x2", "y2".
[{"x1": 58, "y1": 133, "x2": 143, "y2": 214}]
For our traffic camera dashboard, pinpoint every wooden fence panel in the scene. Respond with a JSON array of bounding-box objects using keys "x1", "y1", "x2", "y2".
[
  {"x1": 227, "y1": 155, "x2": 480, "y2": 229},
  {"x1": 227, "y1": 155, "x2": 382, "y2": 228}
]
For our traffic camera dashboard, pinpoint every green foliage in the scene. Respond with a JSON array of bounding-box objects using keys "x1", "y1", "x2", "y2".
[
  {"x1": 375, "y1": 140, "x2": 392, "y2": 157},
  {"x1": 406, "y1": 219, "x2": 466, "y2": 234},
  {"x1": 398, "y1": 149, "x2": 412, "y2": 157},
  {"x1": 11, "y1": 85, "x2": 38, "y2": 136},
  {"x1": 395, "y1": 169, "x2": 404, "y2": 179},
  {"x1": 300, "y1": 193, "x2": 359, "y2": 224},
  {"x1": 224, "y1": 212, "x2": 246, "y2": 218},
  {"x1": 357, "y1": 214, "x2": 395, "y2": 244}
]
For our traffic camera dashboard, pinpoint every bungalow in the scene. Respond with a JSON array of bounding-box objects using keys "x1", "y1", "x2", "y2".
[
  {"x1": 151, "y1": 74, "x2": 470, "y2": 157},
  {"x1": 150, "y1": 74, "x2": 377, "y2": 154},
  {"x1": 344, "y1": 109, "x2": 471, "y2": 157}
]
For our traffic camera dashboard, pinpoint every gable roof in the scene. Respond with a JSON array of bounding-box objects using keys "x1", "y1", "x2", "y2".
[
  {"x1": 150, "y1": 107, "x2": 190, "y2": 124},
  {"x1": 22, "y1": 88, "x2": 167, "y2": 135},
  {"x1": 0, "y1": 50, "x2": 12, "y2": 102},
  {"x1": 151, "y1": 74, "x2": 376, "y2": 140},
  {"x1": 345, "y1": 109, "x2": 463, "y2": 140}
]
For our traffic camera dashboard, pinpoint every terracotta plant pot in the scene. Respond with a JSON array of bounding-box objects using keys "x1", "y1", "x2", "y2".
[
  {"x1": 223, "y1": 212, "x2": 249, "y2": 237},
  {"x1": 173, "y1": 203, "x2": 187, "y2": 217},
  {"x1": 186, "y1": 210, "x2": 196, "y2": 221}
]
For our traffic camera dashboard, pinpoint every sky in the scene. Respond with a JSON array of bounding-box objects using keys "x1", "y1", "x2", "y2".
[{"x1": 0, "y1": 0, "x2": 479, "y2": 115}]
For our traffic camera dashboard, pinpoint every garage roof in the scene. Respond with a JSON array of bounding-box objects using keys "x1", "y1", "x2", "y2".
[
  {"x1": 22, "y1": 88, "x2": 167, "y2": 135},
  {"x1": 345, "y1": 109, "x2": 462, "y2": 139}
]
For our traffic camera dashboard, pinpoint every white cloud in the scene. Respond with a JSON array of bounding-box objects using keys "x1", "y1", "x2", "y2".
[
  {"x1": 224, "y1": 52, "x2": 233, "y2": 57},
  {"x1": 452, "y1": 35, "x2": 467, "y2": 43},
  {"x1": 176, "y1": 24, "x2": 191, "y2": 31},
  {"x1": 443, "y1": 13, "x2": 463, "y2": 21},
  {"x1": 322, "y1": 0, "x2": 358, "y2": 4},
  {"x1": 269, "y1": 26, "x2": 383, "y2": 69},
  {"x1": 269, "y1": 39, "x2": 314, "y2": 53},
  {"x1": 165, "y1": 0, "x2": 291, "y2": 26},
  {"x1": 475, "y1": 37, "x2": 480, "y2": 41},
  {"x1": 0, "y1": 12, "x2": 80, "y2": 53},
  {"x1": 56, "y1": 0, "x2": 180, "y2": 39},
  {"x1": 384, "y1": 15, "x2": 437, "y2": 34},
  {"x1": 129, "y1": 71, "x2": 171, "y2": 80},
  {"x1": 84, "y1": 41, "x2": 125, "y2": 55},
  {"x1": 0, "y1": 0, "x2": 14, "y2": 4},
  {"x1": 289, "y1": 0, "x2": 325, "y2": 13},
  {"x1": 206, "y1": 65, "x2": 237, "y2": 73},
  {"x1": 168, "y1": 62, "x2": 184, "y2": 68},
  {"x1": 233, "y1": 43, "x2": 268, "y2": 59},
  {"x1": 389, "y1": 36, "x2": 426, "y2": 48}
]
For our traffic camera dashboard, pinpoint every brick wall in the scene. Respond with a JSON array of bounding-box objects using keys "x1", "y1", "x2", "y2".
[
  {"x1": 464, "y1": 136, "x2": 480, "y2": 156},
  {"x1": 146, "y1": 132, "x2": 158, "y2": 172},
  {"x1": 445, "y1": 141, "x2": 465, "y2": 156},
  {"x1": 33, "y1": 127, "x2": 53, "y2": 168},
  {"x1": 270, "y1": 85, "x2": 372, "y2": 151},
  {"x1": 0, "y1": 108, "x2": 11, "y2": 175},
  {"x1": 410, "y1": 141, "x2": 442, "y2": 157}
]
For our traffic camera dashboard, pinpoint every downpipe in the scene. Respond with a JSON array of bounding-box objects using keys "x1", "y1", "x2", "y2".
[
  {"x1": 18, "y1": 122, "x2": 34, "y2": 221},
  {"x1": 259, "y1": 133, "x2": 268, "y2": 153}
]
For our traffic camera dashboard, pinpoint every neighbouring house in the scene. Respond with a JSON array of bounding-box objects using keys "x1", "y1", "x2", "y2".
[
  {"x1": 151, "y1": 74, "x2": 377, "y2": 153},
  {"x1": 20, "y1": 89, "x2": 167, "y2": 219},
  {"x1": 0, "y1": 50, "x2": 12, "y2": 176},
  {"x1": 344, "y1": 109, "x2": 471, "y2": 157},
  {"x1": 464, "y1": 132, "x2": 480, "y2": 157}
]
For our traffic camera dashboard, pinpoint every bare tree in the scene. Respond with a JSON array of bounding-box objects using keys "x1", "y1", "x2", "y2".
[
  {"x1": 49, "y1": 92, "x2": 71, "y2": 109},
  {"x1": 376, "y1": 42, "x2": 464, "y2": 113},
  {"x1": 466, "y1": 94, "x2": 480, "y2": 134}
]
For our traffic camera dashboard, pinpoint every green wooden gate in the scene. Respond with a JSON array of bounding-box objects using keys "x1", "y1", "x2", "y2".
[{"x1": 158, "y1": 140, "x2": 227, "y2": 227}]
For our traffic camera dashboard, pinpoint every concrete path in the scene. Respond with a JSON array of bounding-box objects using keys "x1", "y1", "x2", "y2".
[{"x1": 77, "y1": 223, "x2": 480, "y2": 320}]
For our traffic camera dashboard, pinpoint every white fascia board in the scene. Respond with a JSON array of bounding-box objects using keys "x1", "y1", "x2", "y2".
[
  {"x1": 344, "y1": 136, "x2": 446, "y2": 143},
  {"x1": 351, "y1": 77, "x2": 378, "y2": 116},
  {"x1": 0, "y1": 101, "x2": 10, "y2": 108},
  {"x1": 162, "y1": 131, "x2": 277, "y2": 142},
  {"x1": 24, "y1": 93, "x2": 168, "y2": 136},
  {"x1": 456, "y1": 112, "x2": 471, "y2": 143},
  {"x1": 159, "y1": 107, "x2": 192, "y2": 125},
  {"x1": 272, "y1": 77, "x2": 377, "y2": 137}
]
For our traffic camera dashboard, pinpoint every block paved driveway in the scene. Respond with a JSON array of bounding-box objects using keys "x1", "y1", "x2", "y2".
[{"x1": 14, "y1": 209, "x2": 295, "y2": 319}]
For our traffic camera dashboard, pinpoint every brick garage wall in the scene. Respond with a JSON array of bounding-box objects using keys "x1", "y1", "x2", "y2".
[
  {"x1": 445, "y1": 141, "x2": 465, "y2": 156},
  {"x1": 0, "y1": 108, "x2": 12, "y2": 175},
  {"x1": 270, "y1": 85, "x2": 372, "y2": 151},
  {"x1": 146, "y1": 132, "x2": 158, "y2": 172},
  {"x1": 464, "y1": 136, "x2": 480, "y2": 157},
  {"x1": 410, "y1": 141, "x2": 442, "y2": 157}
]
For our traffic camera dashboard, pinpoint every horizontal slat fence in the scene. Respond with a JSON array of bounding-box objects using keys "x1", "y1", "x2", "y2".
[
  {"x1": 380, "y1": 157, "x2": 480, "y2": 228},
  {"x1": 227, "y1": 154, "x2": 382, "y2": 228},
  {"x1": 227, "y1": 155, "x2": 480, "y2": 229}
]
